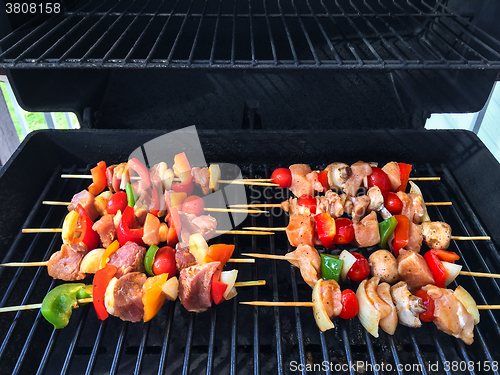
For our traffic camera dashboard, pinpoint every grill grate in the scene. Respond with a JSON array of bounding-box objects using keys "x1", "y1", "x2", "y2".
[
  {"x1": 1, "y1": 159, "x2": 500, "y2": 375},
  {"x1": 1, "y1": 0, "x2": 500, "y2": 69}
]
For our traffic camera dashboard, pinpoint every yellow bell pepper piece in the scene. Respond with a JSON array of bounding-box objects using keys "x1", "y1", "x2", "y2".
[
  {"x1": 62, "y1": 210, "x2": 80, "y2": 243},
  {"x1": 143, "y1": 273, "x2": 169, "y2": 322},
  {"x1": 99, "y1": 240, "x2": 121, "y2": 270}
]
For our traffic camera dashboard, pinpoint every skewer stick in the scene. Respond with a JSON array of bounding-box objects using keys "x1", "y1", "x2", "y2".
[
  {"x1": 458, "y1": 271, "x2": 500, "y2": 278},
  {"x1": 215, "y1": 230, "x2": 275, "y2": 235},
  {"x1": 1, "y1": 259, "x2": 255, "y2": 267},
  {"x1": 22, "y1": 228, "x2": 62, "y2": 233},
  {"x1": 409, "y1": 177, "x2": 441, "y2": 181},
  {"x1": 242, "y1": 227, "x2": 286, "y2": 232},
  {"x1": 477, "y1": 305, "x2": 500, "y2": 310},
  {"x1": 218, "y1": 180, "x2": 278, "y2": 187},
  {"x1": 234, "y1": 280, "x2": 266, "y2": 287},
  {"x1": 241, "y1": 301, "x2": 499, "y2": 309},
  {"x1": 232, "y1": 202, "x2": 452, "y2": 208},
  {"x1": 0, "y1": 298, "x2": 93, "y2": 313},
  {"x1": 42, "y1": 201, "x2": 267, "y2": 214}
]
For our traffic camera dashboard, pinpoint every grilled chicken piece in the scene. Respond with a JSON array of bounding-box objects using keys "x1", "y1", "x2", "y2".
[
  {"x1": 406, "y1": 222, "x2": 423, "y2": 253},
  {"x1": 307, "y1": 170, "x2": 324, "y2": 193},
  {"x1": 142, "y1": 213, "x2": 161, "y2": 247},
  {"x1": 365, "y1": 277, "x2": 393, "y2": 318},
  {"x1": 283, "y1": 191, "x2": 345, "y2": 218},
  {"x1": 396, "y1": 191, "x2": 414, "y2": 223},
  {"x1": 107, "y1": 241, "x2": 147, "y2": 279},
  {"x1": 325, "y1": 162, "x2": 351, "y2": 191},
  {"x1": 409, "y1": 193, "x2": 426, "y2": 224},
  {"x1": 377, "y1": 282, "x2": 398, "y2": 335},
  {"x1": 175, "y1": 243, "x2": 197, "y2": 271},
  {"x1": 344, "y1": 161, "x2": 372, "y2": 197},
  {"x1": 179, "y1": 262, "x2": 220, "y2": 313},
  {"x1": 423, "y1": 285, "x2": 475, "y2": 345},
  {"x1": 281, "y1": 197, "x2": 312, "y2": 216},
  {"x1": 391, "y1": 281, "x2": 426, "y2": 328},
  {"x1": 191, "y1": 167, "x2": 210, "y2": 195},
  {"x1": 382, "y1": 162, "x2": 401, "y2": 192},
  {"x1": 352, "y1": 195, "x2": 371, "y2": 223},
  {"x1": 422, "y1": 221, "x2": 452, "y2": 250},
  {"x1": 68, "y1": 190, "x2": 99, "y2": 221},
  {"x1": 285, "y1": 244, "x2": 321, "y2": 288},
  {"x1": 353, "y1": 211, "x2": 380, "y2": 248},
  {"x1": 105, "y1": 272, "x2": 146, "y2": 322},
  {"x1": 286, "y1": 214, "x2": 316, "y2": 247},
  {"x1": 92, "y1": 214, "x2": 117, "y2": 248},
  {"x1": 47, "y1": 243, "x2": 87, "y2": 281},
  {"x1": 289, "y1": 164, "x2": 315, "y2": 197},
  {"x1": 318, "y1": 279, "x2": 342, "y2": 318},
  {"x1": 397, "y1": 250, "x2": 435, "y2": 292},
  {"x1": 369, "y1": 250, "x2": 399, "y2": 284}
]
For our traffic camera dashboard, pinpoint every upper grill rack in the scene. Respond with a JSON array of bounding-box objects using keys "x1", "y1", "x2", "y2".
[
  {"x1": 1, "y1": 0, "x2": 500, "y2": 69},
  {"x1": 0, "y1": 160, "x2": 500, "y2": 374}
]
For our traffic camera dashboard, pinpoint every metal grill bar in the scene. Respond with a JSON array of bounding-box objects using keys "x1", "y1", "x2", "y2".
[
  {"x1": 4, "y1": 0, "x2": 498, "y2": 68},
  {"x1": 84, "y1": 320, "x2": 108, "y2": 375}
]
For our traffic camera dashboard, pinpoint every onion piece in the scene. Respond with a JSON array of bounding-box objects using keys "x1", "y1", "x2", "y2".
[
  {"x1": 80, "y1": 248, "x2": 105, "y2": 274},
  {"x1": 442, "y1": 261, "x2": 462, "y2": 287},
  {"x1": 220, "y1": 270, "x2": 238, "y2": 299},
  {"x1": 189, "y1": 233, "x2": 209, "y2": 264},
  {"x1": 339, "y1": 250, "x2": 357, "y2": 281},
  {"x1": 356, "y1": 280, "x2": 382, "y2": 338},
  {"x1": 161, "y1": 276, "x2": 179, "y2": 301},
  {"x1": 312, "y1": 279, "x2": 335, "y2": 332},
  {"x1": 209, "y1": 164, "x2": 221, "y2": 192},
  {"x1": 409, "y1": 181, "x2": 430, "y2": 222},
  {"x1": 453, "y1": 286, "x2": 480, "y2": 325},
  {"x1": 225, "y1": 287, "x2": 238, "y2": 301},
  {"x1": 104, "y1": 277, "x2": 118, "y2": 316}
]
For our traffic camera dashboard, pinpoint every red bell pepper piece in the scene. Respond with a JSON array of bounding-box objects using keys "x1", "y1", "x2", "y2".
[
  {"x1": 93, "y1": 264, "x2": 117, "y2": 320},
  {"x1": 128, "y1": 158, "x2": 151, "y2": 187},
  {"x1": 314, "y1": 213, "x2": 336, "y2": 248},
  {"x1": 74, "y1": 203, "x2": 99, "y2": 250},
  {"x1": 392, "y1": 215, "x2": 409, "y2": 257},
  {"x1": 149, "y1": 187, "x2": 160, "y2": 216},
  {"x1": 318, "y1": 170, "x2": 330, "y2": 191},
  {"x1": 165, "y1": 207, "x2": 182, "y2": 246},
  {"x1": 117, "y1": 206, "x2": 145, "y2": 246},
  {"x1": 88, "y1": 161, "x2": 107, "y2": 196},
  {"x1": 423, "y1": 249, "x2": 460, "y2": 288},
  {"x1": 397, "y1": 163, "x2": 412, "y2": 192},
  {"x1": 211, "y1": 271, "x2": 227, "y2": 305}
]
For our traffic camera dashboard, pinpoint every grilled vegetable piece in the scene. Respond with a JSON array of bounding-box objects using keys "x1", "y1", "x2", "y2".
[
  {"x1": 422, "y1": 221, "x2": 452, "y2": 250},
  {"x1": 390, "y1": 281, "x2": 426, "y2": 328},
  {"x1": 369, "y1": 250, "x2": 399, "y2": 284},
  {"x1": 42, "y1": 284, "x2": 92, "y2": 329}
]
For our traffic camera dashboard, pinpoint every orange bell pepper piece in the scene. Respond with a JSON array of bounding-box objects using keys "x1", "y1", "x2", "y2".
[
  {"x1": 205, "y1": 244, "x2": 235, "y2": 270},
  {"x1": 99, "y1": 240, "x2": 121, "y2": 270},
  {"x1": 88, "y1": 161, "x2": 107, "y2": 196},
  {"x1": 142, "y1": 273, "x2": 169, "y2": 322}
]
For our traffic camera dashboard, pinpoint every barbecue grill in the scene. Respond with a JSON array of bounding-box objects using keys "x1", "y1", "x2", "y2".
[{"x1": 1, "y1": 1, "x2": 500, "y2": 375}]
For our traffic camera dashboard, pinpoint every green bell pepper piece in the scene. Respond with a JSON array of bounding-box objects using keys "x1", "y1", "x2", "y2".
[
  {"x1": 125, "y1": 182, "x2": 136, "y2": 208},
  {"x1": 379, "y1": 216, "x2": 398, "y2": 249},
  {"x1": 145, "y1": 245, "x2": 160, "y2": 276},
  {"x1": 41, "y1": 284, "x2": 92, "y2": 329},
  {"x1": 320, "y1": 254, "x2": 343, "y2": 282}
]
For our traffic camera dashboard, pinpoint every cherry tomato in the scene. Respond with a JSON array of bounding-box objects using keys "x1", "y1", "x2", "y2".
[
  {"x1": 384, "y1": 192, "x2": 403, "y2": 213},
  {"x1": 182, "y1": 195, "x2": 205, "y2": 216},
  {"x1": 367, "y1": 167, "x2": 391, "y2": 194},
  {"x1": 153, "y1": 246, "x2": 177, "y2": 278},
  {"x1": 347, "y1": 253, "x2": 370, "y2": 281},
  {"x1": 172, "y1": 180, "x2": 194, "y2": 196},
  {"x1": 271, "y1": 168, "x2": 292, "y2": 188},
  {"x1": 106, "y1": 191, "x2": 128, "y2": 215},
  {"x1": 318, "y1": 170, "x2": 330, "y2": 191},
  {"x1": 333, "y1": 218, "x2": 355, "y2": 244},
  {"x1": 297, "y1": 194, "x2": 317, "y2": 214},
  {"x1": 414, "y1": 289, "x2": 435, "y2": 322},
  {"x1": 339, "y1": 289, "x2": 359, "y2": 319}
]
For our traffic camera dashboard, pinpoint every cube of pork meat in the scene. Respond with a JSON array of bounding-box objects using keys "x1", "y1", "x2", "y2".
[
  {"x1": 422, "y1": 285, "x2": 475, "y2": 345},
  {"x1": 191, "y1": 167, "x2": 210, "y2": 195},
  {"x1": 421, "y1": 221, "x2": 452, "y2": 250},
  {"x1": 285, "y1": 244, "x2": 321, "y2": 288},
  {"x1": 289, "y1": 164, "x2": 315, "y2": 197},
  {"x1": 106, "y1": 165, "x2": 116, "y2": 192},
  {"x1": 68, "y1": 190, "x2": 99, "y2": 221},
  {"x1": 107, "y1": 241, "x2": 147, "y2": 278},
  {"x1": 175, "y1": 243, "x2": 197, "y2": 271},
  {"x1": 381, "y1": 162, "x2": 401, "y2": 192},
  {"x1": 343, "y1": 161, "x2": 372, "y2": 197},
  {"x1": 47, "y1": 243, "x2": 88, "y2": 281},
  {"x1": 179, "y1": 212, "x2": 217, "y2": 243},
  {"x1": 353, "y1": 211, "x2": 380, "y2": 248},
  {"x1": 179, "y1": 262, "x2": 220, "y2": 312},
  {"x1": 397, "y1": 250, "x2": 435, "y2": 292},
  {"x1": 286, "y1": 214, "x2": 316, "y2": 248},
  {"x1": 406, "y1": 222, "x2": 423, "y2": 253},
  {"x1": 92, "y1": 214, "x2": 117, "y2": 248},
  {"x1": 107, "y1": 272, "x2": 147, "y2": 322}
]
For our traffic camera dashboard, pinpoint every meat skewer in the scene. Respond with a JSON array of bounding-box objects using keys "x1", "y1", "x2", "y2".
[{"x1": 21, "y1": 228, "x2": 275, "y2": 235}]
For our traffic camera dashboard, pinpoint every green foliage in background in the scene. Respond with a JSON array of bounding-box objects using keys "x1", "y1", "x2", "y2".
[{"x1": 0, "y1": 82, "x2": 79, "y2": 141}]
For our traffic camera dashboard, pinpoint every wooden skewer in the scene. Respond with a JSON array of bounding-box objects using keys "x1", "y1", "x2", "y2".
[
  {"x1": 232, "y1": 202, "x2": 452, "y2": 208},
  {"x1": 218, "y1": 180, "x2": 278, "y2": 187},
  {"x1": 241, "y1": 301, "x2": 499, "y2": 309},
  {"x1": 242, "y1": 227, "x2": 286, "y2": 232},
  {"x1": 477, "y1": 305, "x2": 500, "y2": 310},
  {"x1": 215, "y1": 230, "x2": 275, "y2": 235},
  {"x1": 42, "y1": 201, "x2": 268, "y2": 214},
  {"x1": 22, "y1": 228, "x2": 62, "y2": 233},
  {"x1": 0, "y1": 280, "x2": 266, "y2": 313},
  {"x1": 1, "y1": 258, "x2": 255, "y2": 267},
  {"x1": 409, "y1": 177, "x2": 441, "y2": 181}
]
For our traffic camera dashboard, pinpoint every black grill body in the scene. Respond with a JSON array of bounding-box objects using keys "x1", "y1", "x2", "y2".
[{"x1": 0, "y1": 129, "x2": 499, "y2": 375}]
